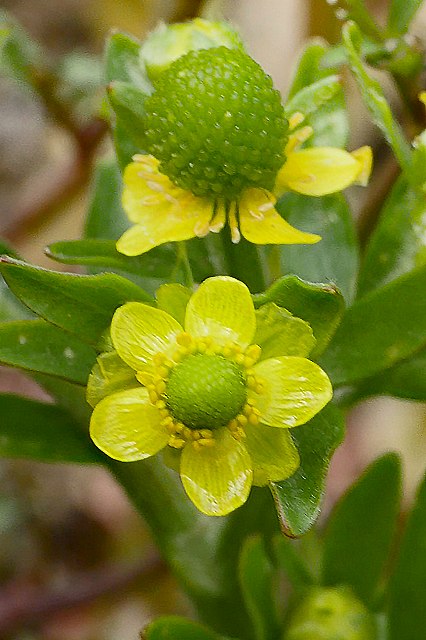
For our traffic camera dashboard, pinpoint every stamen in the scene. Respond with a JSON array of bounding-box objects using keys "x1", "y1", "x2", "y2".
[
  {"x1": 146, "y1": 180, "x2": 166, "y2": 193},
  {"x1": 289, "y1": 112, "x2": 305, "y2": 129},
  {"x1": 176, "y1": 332, "x2": 193, "y2": 348},
  {"x1": 228, "y1": 203, "x2": 241, "y2": 244},
  {"x1": 194, "y1": 220, "x2": 211, "y2": 237},
  {"x1": 285, "y1": 126, "x2": 313, "y2": 154}
]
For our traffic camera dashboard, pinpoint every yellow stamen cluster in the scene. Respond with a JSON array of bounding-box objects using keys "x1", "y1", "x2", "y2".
[
  {"x1": 286, "y1": 111, "x2": 313, "y2": 155},
  {"x1": 137, "y1": 332, "x2": 263, "y2": 451}
]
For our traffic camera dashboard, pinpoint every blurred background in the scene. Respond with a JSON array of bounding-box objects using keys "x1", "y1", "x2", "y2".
[{"x1": 0, "y1": 1, "x2": 425, "y2": 638}]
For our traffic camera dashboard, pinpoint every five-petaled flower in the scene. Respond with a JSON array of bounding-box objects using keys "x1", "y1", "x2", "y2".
[
  {"x1": 88, "y1": 277, "x2": 332, "y2": 516},
  {"x1": 116, "y1": 45, "x2": 372, "y2": 256}
]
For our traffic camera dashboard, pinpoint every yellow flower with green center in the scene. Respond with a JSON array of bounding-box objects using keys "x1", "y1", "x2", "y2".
[
  {"x1": 117, "y1": 46, "x2": 372, "y2": 256},
  {"x1": 88, "y1": 277, "x2": 333, "y2": 516}
]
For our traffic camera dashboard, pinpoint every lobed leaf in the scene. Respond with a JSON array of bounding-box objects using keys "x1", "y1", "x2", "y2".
[
  {"x1": 270, "y1": 404, "x2": 345, "y2": 537},
  {"x1": 322, "y1": 454, "x2": 401, "y2": 604}
]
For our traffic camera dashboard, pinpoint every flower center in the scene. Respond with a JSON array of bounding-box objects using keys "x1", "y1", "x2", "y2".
[
  {"x1": 143, "y1": 46, "x2": 288, "y2": 199},
  {"x1": 165, "y1": 353, "x2": 247, "y2": 430}
]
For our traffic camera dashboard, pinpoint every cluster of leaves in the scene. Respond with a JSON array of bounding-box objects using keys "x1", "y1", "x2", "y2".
[
  {"x1": 146, "y1": 454, "x2": 426, "y2": 640},
  {"x1": 0, "y1": 0, "x2": 425, "y2": 637}
]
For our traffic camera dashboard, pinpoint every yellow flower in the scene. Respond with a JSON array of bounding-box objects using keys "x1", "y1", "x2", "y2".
[
  {"x1": 116, "y1": 45, "x2": 372, "y2": 256},
  {"x1": 117, "y1": 143, "x2": 372, "y2": 256},
  {"x1": 88, "y1": 277, "x2": 332, "y2": 516}
]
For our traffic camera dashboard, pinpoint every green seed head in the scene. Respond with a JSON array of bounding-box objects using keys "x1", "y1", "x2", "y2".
[
  {"x1": 143, "y1": 46, "x2": 288, "y2": 199},
  {"x1": 165, "y1": 354, "x2": 247, "y2": 430}
]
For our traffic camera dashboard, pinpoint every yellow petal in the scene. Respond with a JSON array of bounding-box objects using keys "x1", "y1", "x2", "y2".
[
  {"x1": 244, "y1": 422, "x2": 300, "y2": 486},
  {"x1": 111, "y1": 302, "x2": 182, "y2": 371},
  {"x1": 118, "y1": 156, "x2": 213, "y2": 255},
  {"x1": 122, "y1": 156, "x2": 175, "y2": 224},
  {"x1": 180, "y1": 429, "x2": 252, "y2": 516},
  {"x1": 251, "y1": 356, "x2": 332, "y2": 428},
  {"x1": 275, "y1": 146, "x2": 372, "y2": 197},
  {"x1": 351, "y1": 146, "x2": 373, "y2": 187},
  {"x1": 185, "y1": 276, "x2": 256, "y2": 348},
  {"x1": 117, "y1": 198, "x2": 212, "y2": 255},
  {"x1": 90, "y1": 387, "x2": 169, "y2": 461},
  {"x1": 239, "y1": 188, "x2": 320, "y2": 245}
]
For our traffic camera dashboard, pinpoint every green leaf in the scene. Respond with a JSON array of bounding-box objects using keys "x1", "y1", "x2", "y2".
[
  {"x1": 349, "y1": 347, "x2": 426, "y2": 402},
  {"x1": 388, "y1": 469, "x2": 426, "y2": 640},
  {"x1": 273, "y1": 534, "x2": 316, "y2": 590},
  {"x1": 388, "y1": 0, "x2": 424, "y2": 35},
  {"x1": 143, "y1": 616, "x2": 228, "y2": 640},
  {"x1": 112, "y1": 119, "x2": 141, "y2": 170},
  {"x1": 287, "y1": 40, "x2": 348, "y2": 147},
  {"x1": 276, "y1": 193, "x2": 359, "y2": 303},
  {"x1": 0, "y1": 257, "x2": 154, "y2": 345},
  {"x1": 239, "y1": 536, "x2": 280, "y2": 640},
  {"x1": 253, "y1": 276, "x2": 345, "y2": 358},
  {"x1": 270, "y1": 404, "x2": 345, "y2": 537},
  {"x1": 155, "y1": 283, "x2": 192, "y2": 326},
  {"x1": 342, "y1": 22, "x2": 412, "y2": 171},
  {"x1": 284, "y1": 75, "x2": 341, "y2": 120},
  {"x1": 0, "y1": 319, "x2": 96, "y2": 384},
  {"x1": 107, "y1": 80, "x2": 147, "y2": 148},
  {"x1": 0, "y1": 393, "x2": 101, "y2": 464},
  {"x1": 0, "y1": 10, "x2": 43, "y2": 90},
  {"x1": 84, "y1": 159, "x2": 129, "y2": 241},
  {"x1": 357, "y1": 175, "x2": 426, "y2": 296},
  {"x1": 339, "y1": 0, "x2": 383, "y2": 40},
  {"x1": 104, "y1": 31, "x2": 151, "y2": 92},
  {"x1": 320, "y1": 264, "x2": 426, "y2": 386},
  {"x1": 322, "y1": 454, "x2": 401, "y2": 604},
  {"x1": 104, "y1": 32, "x2": 151, "y2": 169},
  {"x1": 0, "y1": 241, "x2": 33, "y2": 322},
  {"x1": 46, "y1": 239, "x2": 177, "y2": 279}
]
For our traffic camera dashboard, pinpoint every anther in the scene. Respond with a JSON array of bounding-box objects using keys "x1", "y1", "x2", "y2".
[
  {"x1": 176, "y1": 332, "x2": 193, "y2": 347},
  {"x1": 289, "y1": 112, "x2": 305, "y2": 129}
]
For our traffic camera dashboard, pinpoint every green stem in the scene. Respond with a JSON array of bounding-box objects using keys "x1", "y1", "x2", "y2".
[
  {"x1": 220, "y1": 229, "x2": 267, "y2": 293},
  {"x1": 177, "y1": 241, "x2": 195, "y2": 288}
]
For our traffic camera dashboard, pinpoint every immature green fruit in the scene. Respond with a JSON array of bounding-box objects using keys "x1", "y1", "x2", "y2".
[
  {"x1": 284, "y1": 587, "x2": 376, "y2": 640},
  {"x1": 165, "y1": 354, "x2": 247, "y2": 430},
  {"x1": 143, "y1": 46, "x2": 288, "y2": 199}
]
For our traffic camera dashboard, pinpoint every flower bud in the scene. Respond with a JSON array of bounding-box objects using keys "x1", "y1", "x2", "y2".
[
  {"x1": 139, "y1": 18, "x2": 244, "y2": 81},
  {"x1": 284, "y1": 587, "x2": 376, "y2": 640}
]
